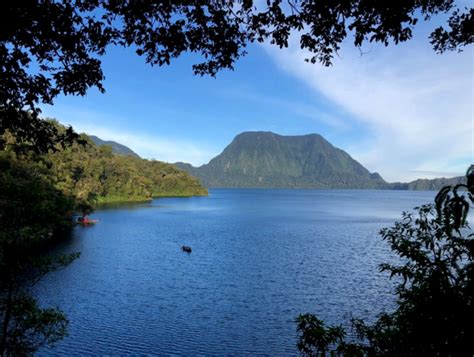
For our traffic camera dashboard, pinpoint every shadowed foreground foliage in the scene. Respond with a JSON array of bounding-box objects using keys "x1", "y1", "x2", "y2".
[
  {"x1": 0, "y1": 153, "x2": 79, "y2": 356},
  {"x1": 296, "y1": 165, "x2": 474, "y2": 356}
]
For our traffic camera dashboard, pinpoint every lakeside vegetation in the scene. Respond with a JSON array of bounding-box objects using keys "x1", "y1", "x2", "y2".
[
  {"x1": 2, "y1": 123, "x2": 207, "y2": 207},
  {"x1": 45, "y1": 121, "x2": 207, "y2": 206},
  {"x1": 0, "y1": 148, "x2": 78, "y2": 355}
]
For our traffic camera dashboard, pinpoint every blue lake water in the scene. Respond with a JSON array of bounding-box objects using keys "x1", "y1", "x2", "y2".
[{"x1": 36, "y1": 189, "x2": 436, "y2": 356}]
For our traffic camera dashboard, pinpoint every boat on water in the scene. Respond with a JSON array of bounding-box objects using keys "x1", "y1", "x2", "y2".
[
  {"x1": 79, "y1": 219, "x2": 98, "y2": 225},
  {"x1": 73, "y1": 215, "x2": 98, "y2": 225},
  {"x1": 181, "y1": 245, "x2": 192, "y2": 253}
]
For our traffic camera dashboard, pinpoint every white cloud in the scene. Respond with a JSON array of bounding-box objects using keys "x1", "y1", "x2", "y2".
[
  {"x1": 265, "y1": 35, "x2": 473, "y2": 182},
  {"x1": 41, "y1": 106, "x2": 216, "y2": 166}
]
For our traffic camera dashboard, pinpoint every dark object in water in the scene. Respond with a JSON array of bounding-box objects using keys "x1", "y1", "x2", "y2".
[{"x1": 181, "y1": 245, "x2": 192, "y2": 253}]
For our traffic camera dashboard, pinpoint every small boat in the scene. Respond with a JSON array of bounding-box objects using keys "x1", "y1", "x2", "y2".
[
  {"x1": 79, "y1": 219, "x2": 98, "y2": 225},
  {"x1": 74, "y1": 216, "x2": 98, "y2": 225},
  {"x1": 181, "y1": 245, "x2": 192, "y2": 253}
]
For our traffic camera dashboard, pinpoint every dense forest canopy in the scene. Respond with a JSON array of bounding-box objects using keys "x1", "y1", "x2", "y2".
[
  {"x1": 1, "y1": 1, "x2": 472, "y2": 150},
  {"x1": 2, "y1": 121, "x2": 207, "y2": 205}
]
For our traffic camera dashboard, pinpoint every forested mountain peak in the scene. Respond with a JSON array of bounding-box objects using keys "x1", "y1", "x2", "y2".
[
  {"x1": 176, "y1": 131, "x2": 386, "y2": 189},
  {"x1": 175, "y1": 131, "x2": 464, "y2": 191}
]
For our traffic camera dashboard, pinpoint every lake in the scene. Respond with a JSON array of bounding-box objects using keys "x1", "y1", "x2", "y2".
[{"x1": 36, "y1": 189, "x2": 436, "y2": 356}]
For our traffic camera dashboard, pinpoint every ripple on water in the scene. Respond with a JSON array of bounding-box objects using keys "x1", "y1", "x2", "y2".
[{"x1": 36, "y1": 189, "x2": 435, "y2": 356}]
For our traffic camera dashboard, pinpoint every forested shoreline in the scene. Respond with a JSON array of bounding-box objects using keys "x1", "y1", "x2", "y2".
[{"x1": 3, "y1": 121, "x2": 207, "y2": 207}]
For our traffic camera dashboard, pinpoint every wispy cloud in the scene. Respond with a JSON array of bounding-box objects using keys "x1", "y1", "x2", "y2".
[
  {"x1": 41, "y1": 106, "x2": 216, "y2": 166},
  {"x1": 265, "y1": 35, "x2": 473, "y2": 182}
]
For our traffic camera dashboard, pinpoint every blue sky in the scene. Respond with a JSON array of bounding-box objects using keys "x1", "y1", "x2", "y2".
[{"x1": 42, "y1": 13, "x2": 473, "y2": 182}]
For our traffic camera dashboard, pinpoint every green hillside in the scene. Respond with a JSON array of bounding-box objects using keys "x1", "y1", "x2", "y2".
[
  {"x1": 175, "y1": 131, "x2": 387, "y2": 189},
  {"x1": 49, "y1": 136, "x2": 207, "y2": 204},
  {"x1": 2, "y1": 122, "x2": 208, "y2": 206}
]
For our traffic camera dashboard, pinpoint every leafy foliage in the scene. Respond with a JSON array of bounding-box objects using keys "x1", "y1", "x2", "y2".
[
  {"x1": 296, "y1": 165, "x2": 474, "y2": 356},
  {"x1": 431, "y1": 8, "x2": 474, "y2": 52},
  {"x1": 4, "y1": 295, "x2": 68, "y2": 357},
  {"x1": 295, "y1": 314, "x2": 346, "y2": 356},
  {"x1": 0, "y1": 150, "x2": 79, "y2": 356},
  {"x1": 1, "y1": 1, "x2": 472, "y2": 150},
  {"x1": 2, "y1": 121, "x2": 207, "y2": 206}
]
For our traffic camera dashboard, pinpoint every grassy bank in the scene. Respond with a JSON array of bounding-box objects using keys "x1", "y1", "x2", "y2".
[
  {"x1": 95, "y1": 189, "x2": 208, "y2": 205},
  {"x1": 153, "y1": 189, "x2": 208, "y2": 198},
  {"x1": 95, "y1": 195, "x2": 152, "y2": 204}
]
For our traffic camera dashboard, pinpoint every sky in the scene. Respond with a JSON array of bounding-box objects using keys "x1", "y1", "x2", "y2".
[{"x1": 42, "y1": 12, "x2": 473, "y2": 182}]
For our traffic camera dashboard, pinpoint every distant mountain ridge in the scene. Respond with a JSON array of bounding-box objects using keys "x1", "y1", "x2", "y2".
[
  {"x1": 86, "y1": 131, "x2": 464, "y2": 191},
  {"x1": 174, "y1": 131, "x2": 465, "y2": 190},
  {"x1": 175, "y1": 131, "x2": 387, "y2": 189},
  {"x1": 89, "y1": 135, "x2": 140, "y2": 158},
  {"x1": 391, "y1": 176, "x2": 465, "y2": 190}
]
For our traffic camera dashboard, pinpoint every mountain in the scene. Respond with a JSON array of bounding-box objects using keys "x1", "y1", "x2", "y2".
[
  {"x1": 390, "y1": 176, "x2": 465, "y2": 190},
  {"x1": 175, "y1": 131, "x2": 387, "y2": 189},
  {"x1": 89, "y1": 135, "x2": 140, "y2": 158}
]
